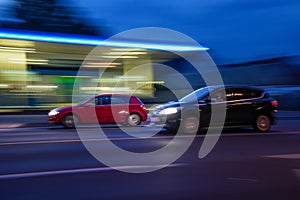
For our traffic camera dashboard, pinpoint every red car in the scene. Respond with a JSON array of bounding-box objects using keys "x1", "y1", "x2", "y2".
[{"x1": 48, "y1": 94, "x2": 148, "y2": 128}]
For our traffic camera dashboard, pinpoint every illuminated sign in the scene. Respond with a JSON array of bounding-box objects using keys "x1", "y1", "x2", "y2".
[{"x1": 0, "y1": 28, "x2": 209, "y2": 52}]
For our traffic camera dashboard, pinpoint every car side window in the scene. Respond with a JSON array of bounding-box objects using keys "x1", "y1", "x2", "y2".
[
  {"x1": 111, "y1": 96, "x2": 129, "y2": 104},
  {"x1": 95, "y1": 96, "x2": 111, "y2": 105},
  {"x1": 225, "y1": 88, "x2": 234, "y2": 101},
  {"x1": 209, "y1": 91, "x2": 226, "y2": 102},
  {"x1": 207, "y1": 88, "x2": 233, "y2": 102},
  {"x1": 233, "y1": 88, "x2": 258, "y2": 100}
]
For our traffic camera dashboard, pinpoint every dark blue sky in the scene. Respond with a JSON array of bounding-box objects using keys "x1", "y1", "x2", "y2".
[
  {"x1": 1, "y1": 0, "x2": 300, "y2": 64},
  {"x1": 68, "y1": 0, "x2": 300, "y2": 64}
]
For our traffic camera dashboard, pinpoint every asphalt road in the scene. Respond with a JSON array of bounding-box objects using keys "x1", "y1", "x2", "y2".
[{"x1": 0, "y1": 119, "x2": 299, "y2": 200}]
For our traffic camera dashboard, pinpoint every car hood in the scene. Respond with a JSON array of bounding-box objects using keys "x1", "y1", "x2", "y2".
[
  {"x1": 55, "y1": 105, "x2": 73, "y2": 112},
  {"x1": 154, "y1": 101, "x2": 182, "y2": 111}
]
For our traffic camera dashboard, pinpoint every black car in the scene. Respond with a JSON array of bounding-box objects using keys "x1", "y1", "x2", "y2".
[{"x1": 151, "y1": 85, "x2": 278, "y2": 133}]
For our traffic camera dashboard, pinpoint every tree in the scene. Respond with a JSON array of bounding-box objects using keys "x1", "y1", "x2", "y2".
[{"x1": 1, "y1": 0, "x2": 106, "y2": 36}]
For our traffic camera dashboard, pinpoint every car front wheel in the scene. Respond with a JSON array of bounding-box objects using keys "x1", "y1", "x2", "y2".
[
  {"x1": 254, "y1": 114, "x2": 271, "y2": 132},
  {"x1": 180, "y1": 116, "x2": 199, "y2": 134},
  {"x1": 62, "y1": 114, "x2": 78, "y2": 128}
]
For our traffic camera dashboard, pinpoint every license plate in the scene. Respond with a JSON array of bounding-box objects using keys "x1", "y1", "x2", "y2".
[{"x1": 151, "y1": 117, "x2": 161, "y2": 122}]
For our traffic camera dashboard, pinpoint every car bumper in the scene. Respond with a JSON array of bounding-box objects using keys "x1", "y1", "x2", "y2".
[
  {"x1": 150, "y1": 113, "x2": 181, "y2": 129},
  {"x1": 270, "y1": 110, "x2": 278, "y2": 125},
  {"x1": 48, "y1": 115, "x2": 61, "y2": 124}
]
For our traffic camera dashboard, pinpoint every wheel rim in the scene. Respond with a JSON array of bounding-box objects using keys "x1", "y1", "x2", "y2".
[
  {"x1": 256, "y1": 115, "x2": 270, "y2": 131},
  {"x1": 128, "y1": 114, "x2": 141, "y2": 126},
  {"x1": 64, "y1": 115, "x2": 76, "y2": 128},
  {"x1": 182, "y1": 117, "x2": 199, "y2": 134}
]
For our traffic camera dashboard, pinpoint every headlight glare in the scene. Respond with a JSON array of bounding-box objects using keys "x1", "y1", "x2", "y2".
[
  {"x1": 159, "y1": 107, "x2": 179, "y2": 115},
  {"x1": 49, "y1": 109, "x2": 60, "y2": 116}
]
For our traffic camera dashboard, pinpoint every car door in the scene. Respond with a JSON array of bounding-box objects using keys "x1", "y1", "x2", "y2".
[
  {"x1": 75, "y1": 97, "x2": 99, "y2": 123},
  {"x1": 223, "y1": 88, "x2": 235, "y2": 125},
  {"x1": 198, "y1": 100, "x2": 211, "y2": 127},
  {"x1": 109, "y1": 96, "x2": 130, "y2": 123},
  {"x1": 229, "y1": 88, "x2": 256, "y2": 125},
  {"x1": 95, "y1": 95, "x2": 112, "y2": 123},
  {"x1": 198, "y1": 88, "x2": 231, "y2": 127}
]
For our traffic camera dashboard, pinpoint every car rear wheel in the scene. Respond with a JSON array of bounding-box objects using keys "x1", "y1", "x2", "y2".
[
  {"x1": 127, "y1": 113, "x2": 141, "y2": 126},
  {"x1": 180, "y1": 116, "x2": 199, "y2": 134},
  {"x1": 62, "y1": 114, "x2": 78, "y2": 128},
  {"x1": 254, "y1": 114, "x2": 271, "y2": 132}
]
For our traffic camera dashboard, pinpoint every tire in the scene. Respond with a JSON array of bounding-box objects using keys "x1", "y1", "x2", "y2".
[
  {"x1": 62, "y1": 114, "x2": 78, "y2": 128},
  {"x1": 253, "y1": 114, "x2": 271, "y2": 132},
  {"x1": 180, "y1": 116, "x2": 199, "y2": 134},
  {"x1": 127, "y1": 113, "x2": 142, "y2": 126}
]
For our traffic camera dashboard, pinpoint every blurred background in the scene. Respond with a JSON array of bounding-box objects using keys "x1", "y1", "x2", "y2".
[{"x1": 0, "y1": 0, "x2": 299, "y2": 112}]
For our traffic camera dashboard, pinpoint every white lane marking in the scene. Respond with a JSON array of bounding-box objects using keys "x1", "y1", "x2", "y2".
[
  {"x1": 0, "y1": 163, "x2": 187, "y2": 180},
  {"x1": 264, "y1": 153, "x2": 300, "y2": 160},
  {"x1": 227, "y1": 177, "x2": 258, "y2": 182},
  {"x1": 0, "y1": 123, "x2": 24, "y2": 129}
]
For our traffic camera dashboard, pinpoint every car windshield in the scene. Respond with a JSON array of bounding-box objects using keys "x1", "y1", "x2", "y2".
[
  {"x1": 76, "y1": 97, "x2": 94, "y2": 105},
  {"x1": 179, "y1": 87, "x2": 210, "y2": 103}
]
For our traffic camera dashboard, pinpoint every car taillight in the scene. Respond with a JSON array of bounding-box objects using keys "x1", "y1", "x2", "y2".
[
  {"x1": 271, "y1": 100, "x2": 278, "y2": 107},
  {"x1": 140, "y1": 105, "x2": 147, "y2": 110}
]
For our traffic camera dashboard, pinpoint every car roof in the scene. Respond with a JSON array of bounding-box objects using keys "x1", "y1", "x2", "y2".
[
  {"x1": 206, "y1": 85, "x2": 264, "y2": 91},
  {"x1": 94, "y1": 94, "x2": 135, "y2": 98},
  {"x1": 224, "y1": 85, "x2": 264, "y2": 91}
]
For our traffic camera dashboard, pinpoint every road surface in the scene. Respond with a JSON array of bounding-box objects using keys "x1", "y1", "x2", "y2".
[{"x1": 0, "y1": 118, "x2": 299, "y2": 200}]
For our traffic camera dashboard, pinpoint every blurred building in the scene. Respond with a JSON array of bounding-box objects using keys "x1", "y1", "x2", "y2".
[
  {"x1": 1, "y1": 28, "x2": 299, "y2": 111},
  {"x1": 0, "y1": 28, "x2": 206, "y2": 110}
]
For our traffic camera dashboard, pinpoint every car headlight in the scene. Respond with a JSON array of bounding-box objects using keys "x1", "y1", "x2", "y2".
[
  {"x1": 158, "y1": 107, "x2": 179, "y2": 115},
  {"x1": 48, "y1": 109, "x2": 60, "y2": 116}
]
